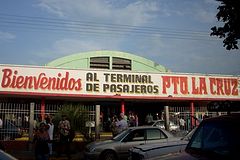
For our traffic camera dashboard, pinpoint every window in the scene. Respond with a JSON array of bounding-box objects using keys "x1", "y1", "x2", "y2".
[
  {"x1": 90, "y1": 57, "x2": 110, "y2": 69},
  {"x1": 124, "y1": 129, "x2": 145, "y2": 142},
  {"x1": 189, "y1": 121, "x2": 236, "y2": 153},
  {"x1": 112, "y1": 57, "x2": 131, "y2": 70},
  {"x1": 146, "y1": 129, "x2": 166, "y2": 140}
]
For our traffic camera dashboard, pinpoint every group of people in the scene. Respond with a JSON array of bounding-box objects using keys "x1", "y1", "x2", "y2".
[
  {"x1": 33, "y1": 114, "x2": 72, "y2": 160},
  {"x1": 110, "y1": 111, "x2": 138, "y2": 137}
]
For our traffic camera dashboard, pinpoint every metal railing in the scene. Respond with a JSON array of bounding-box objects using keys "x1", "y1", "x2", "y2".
[{"x1": 0, "y1": 101, "x2": 96, "y2": 141}]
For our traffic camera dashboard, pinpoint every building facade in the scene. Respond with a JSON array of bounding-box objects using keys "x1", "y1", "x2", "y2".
[{"x1": 0, "y1": 50, "x2": 239, "y2": 140}]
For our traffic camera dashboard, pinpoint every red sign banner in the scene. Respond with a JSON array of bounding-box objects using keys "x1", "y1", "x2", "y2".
[{"x1": 0, "y1": 64, "x2": 239, "y2": 100}]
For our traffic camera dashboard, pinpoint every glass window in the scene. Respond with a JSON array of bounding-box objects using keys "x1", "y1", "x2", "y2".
[
  {"x1": 188, "y1": 121, "x2": 239, "y2": 156},
  {"x1": 146, "y1": 129, "x2": 166, "y2": 140},
  {"x1": 123, "y1": 129, "x2": 145, "y2": 142},
  {"x1": 190, "y1": 126, "x2": 203, "y2": 148},
  {"x1": 112, "y1": 57, "x2": 131, "y2": 70},
  {"x1": 90, "y1": 57, "x2": 110, "y2": 69}
]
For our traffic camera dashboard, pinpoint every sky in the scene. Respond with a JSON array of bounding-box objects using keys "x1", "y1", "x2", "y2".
[{"x1": 0, "y1": 0, "x2": 239, "y2": 75}]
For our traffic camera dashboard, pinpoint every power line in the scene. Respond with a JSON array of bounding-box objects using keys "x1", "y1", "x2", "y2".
[
  {"x1": 0, "y1": 13, "x2": 217, "y2": 41},
  {"x1": 0, "y1": 13, "x2": 209, "y2": 34}
]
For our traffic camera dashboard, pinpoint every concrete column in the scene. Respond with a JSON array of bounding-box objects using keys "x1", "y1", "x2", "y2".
[
  {"x1": 121, "y1": 100, "x2": 125, "y2": 114},
  {"x1": 95, "y1": 104, "x2": 100, "y2": 140},
  {"x1": 29, "y1": 102, "x2": 35, "y2": 150},
  {"x1": 41, "y1": 97, "x2": 45, "y2": 119},
  {"x1": 164, "y1": 106, "x2": 170, "y2": 131},
  {"x1": 190, "y1": 102, "x2": 195, "y2": 129}
]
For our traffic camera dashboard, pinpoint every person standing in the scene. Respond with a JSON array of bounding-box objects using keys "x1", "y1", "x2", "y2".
[
  {"x1": 110, "y1": 115, "x2": 119, "y2": 137},
  {"x1": 128, "y1": 111, "x2": 136, "y2": 127},
  {"x1": 58, "y1": 114, "x2": 71, "y2": 159},
  {"x1": 135, "y1": 113, "x2": 139, "y2": 127},
  {"x1": 45, "y1": 115, "x2": 54, "y2": 156},
  {"x1": 33, "y1": 122, "x2": 50, "y2": 160},
  {"x1": 179, "y1": 117, "x2": 186, "y2": 130},
  {"x1": 34, "y1": 115, "x2": 43, "y2": 131},
  {"x1": 116, "y1": 113, "x2": 128, "y2": 134}
]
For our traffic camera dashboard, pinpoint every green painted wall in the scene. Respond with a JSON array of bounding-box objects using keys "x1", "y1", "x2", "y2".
[{"x1": 46, "y1": 50, "x2": 169, "y2": 73}]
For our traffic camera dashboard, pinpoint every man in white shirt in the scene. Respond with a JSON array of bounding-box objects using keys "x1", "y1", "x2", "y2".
[
  {"x1": 45, "y1": 115, "x2": 54, "y2": 155},
  {"x1": 116, "y1": 113, "x2": 128, "y2": 134}
]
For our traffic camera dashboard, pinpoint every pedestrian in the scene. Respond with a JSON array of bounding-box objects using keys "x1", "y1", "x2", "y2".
[
  {"x1": 33, "y1": 122, "x2": 50, "y2": 160},
  {"x1": 34, "y1": 115, "x2": 43, "y2": 131},
  {"x1": 179, "y1": 117, "x2": 185, "y2": 130},
  {"x1": 135, "y1": 113, "x2": 139, "y2": 127},
  {"x1": 145, "y1": 113, "x2": 153, "y2": 125},
  {"x1": 57, "y1": 114, "x2": 71, "y2": 159},
  {"x1": 110, "y1": 115, "x2": 118, "y2": 137},
  {"x1": 45, "y1": 115, "x2": 54, "y2": 156},
  {"x1": 116, "y1": 113, "x2": 128, "y2": 134},
  {"x1": 128, "y1": 111, "x2": 136, "y2": 127}
]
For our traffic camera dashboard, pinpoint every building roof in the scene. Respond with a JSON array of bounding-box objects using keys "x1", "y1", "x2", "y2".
[{"x1": 46, "y1": 50, "x2": 169, "y2": 73}]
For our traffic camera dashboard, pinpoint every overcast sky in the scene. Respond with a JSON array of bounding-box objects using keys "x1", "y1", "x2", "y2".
[{"x1": 0, "y1": 0, "x2": 239, "y2": 75}]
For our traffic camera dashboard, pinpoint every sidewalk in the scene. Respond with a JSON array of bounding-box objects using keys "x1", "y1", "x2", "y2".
[
  {"x1": 10, "y1": 150, "x2": 84, "y2": 160},
  {"x1": 2, "y1": 132, "x2": 113, "y2": 160}
]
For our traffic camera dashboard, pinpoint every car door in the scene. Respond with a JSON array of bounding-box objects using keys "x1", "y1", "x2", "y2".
[{"x1": 119, "y1": 129, "x2": 146, "y2": 159}]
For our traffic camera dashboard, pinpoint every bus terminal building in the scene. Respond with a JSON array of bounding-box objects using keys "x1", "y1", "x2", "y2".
[{"x1": 0, "y1": 50, "x2": 240, "y2": 139}]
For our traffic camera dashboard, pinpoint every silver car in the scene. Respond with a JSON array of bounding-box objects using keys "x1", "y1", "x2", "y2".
[
  {"x1": 151, "y1": 120, "x2": 180, "y2": 133},
  {"x1": 128, "y1": 127, "x2": 196, "y2": 160},
  {"x1": 84, "y1": 126, "x2": 179, "y2": 160}
]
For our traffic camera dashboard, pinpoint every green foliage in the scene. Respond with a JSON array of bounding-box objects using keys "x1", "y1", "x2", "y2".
[
  {"x1": 211, "y1": 0, "x2": 240, "y2": 50},
  {"x1": 53, "y1": 103, "x2": 94, "y2": 141}
]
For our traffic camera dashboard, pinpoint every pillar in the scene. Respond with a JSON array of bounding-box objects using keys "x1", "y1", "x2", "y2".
[
  {"x1": 95, "y1": 104, "x2": 100, "y2": 140},
  {"x1": 121, "y1": 100, "x2": 125, "y2": 114},
  {"x1": 29, "y1": 102, "x2": 35, "y2": 150},
  {"x1": 41, "y1": 97, "x2": 45, "y2": 120},
  {"x1": 190, "y1": 102, "x2": 195, "y2": 129},
  {"x1": 164, "y1": 106, "x2": 170, "y2": 131}
]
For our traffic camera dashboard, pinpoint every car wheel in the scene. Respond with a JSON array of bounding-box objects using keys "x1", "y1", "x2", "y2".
[{"x1": 101, "y1": 150, "x2": 117, "y2": 160}]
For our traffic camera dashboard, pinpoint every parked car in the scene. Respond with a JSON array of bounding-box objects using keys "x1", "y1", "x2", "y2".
[
  {"x1": 128, "y1": 127, "x2": 196, "y2": 160},
  {"x1": 0, "y1": 120, "x2": 22, "y2": 140},
  {"x1": 150, "y1": 120, "x2": 180, "y2": 132},
  {"x1": 84, "y1": 126, "x2": 180, "y2": 160},
  {"x1": 143, "y1": 113, "x2": 240, "y2": 160},
  {"x1": 0, "y1": 149, "x2": 18, "y2": 160}
]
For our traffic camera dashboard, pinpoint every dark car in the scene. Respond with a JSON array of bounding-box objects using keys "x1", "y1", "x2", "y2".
[
  {"x1": 0, "y1": 149, "x2": 18, "y2": 160},
  {"x1": 0, "y1": 120, "x2": 22, "y2": 140},
  {"x1": 146, "y1": 113, "x2": 240, "y2": 160}
]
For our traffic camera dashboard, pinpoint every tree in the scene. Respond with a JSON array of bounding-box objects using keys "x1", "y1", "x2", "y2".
[
  {"x1": 210, "y1": 0, "x2": 240, "y2": 50},
  {"x1": 53, "y1": 103, "x2": 93, "y2": 142}
]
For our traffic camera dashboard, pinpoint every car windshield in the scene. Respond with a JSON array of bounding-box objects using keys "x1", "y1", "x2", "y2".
[
  {"x1": 112, "y1": 129, "x2": 131, "y2": 141},
  {"x1": 187, "y1": 121, "x2": 240, "y2": 157}
]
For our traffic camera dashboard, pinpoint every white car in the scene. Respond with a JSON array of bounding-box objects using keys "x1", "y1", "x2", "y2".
[
  {"x1": 84, "y1": 126, "x2": 180, "y2": 160},
  {"x1": 128, "y1": 128, "x2": 196, "y2": 160},
  {"x1": 151, "y1": 120, "x2": 180, "y2": 133}
]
